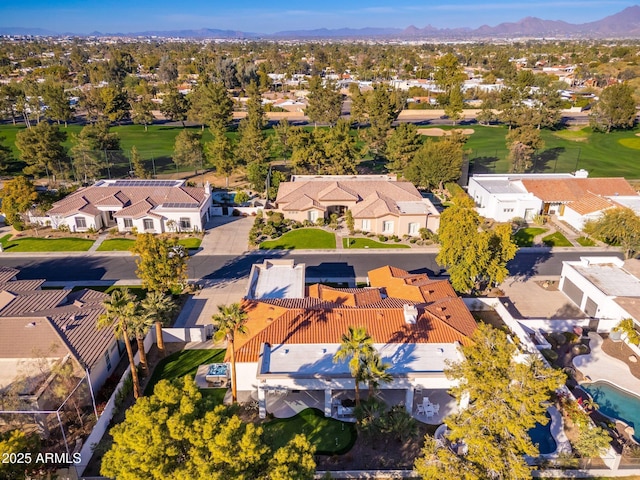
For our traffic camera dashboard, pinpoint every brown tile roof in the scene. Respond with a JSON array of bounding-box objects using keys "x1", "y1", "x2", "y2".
[
  {"x1": 521, "y1": 178, "x2": 637, "y2": 203},
  {"x1": 0, "y1": 317, "x2": 69, "y2": 359},
  {"x1": 0, "y1": 289, "x2": 70, "y2": 316},
  {"x1": 114, "y1": 198, "x2": 156, "y2": 219},
  {"x1": 351, "y1": 192, "x2": 400, "y2": 218},
  {"x1": 281, "y1": 194, "x2": 326, "y2": 212},
  {"x1": 234, "y1": 265, "x2": 478, "y2": 362},
  {"x1": 47, "y1": 181, "x2": 207, "y2": 218},
  {"x1": 0, "y1": 267, "x2": 18, "y2": 283},
  {"x1": 0, "y1": 279, "x2": 46, "y2": 292}
]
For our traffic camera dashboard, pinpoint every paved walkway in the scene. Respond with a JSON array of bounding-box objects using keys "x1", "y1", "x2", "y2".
[
  {"x1": 573, "y1": 332, "x2": 640, "y2": 395},
  {"x1": 173, "y1": 277, "x2": 248, "y2": 327},
  {"x1": 87, "y1": 232, "x2": 108, "y2": 252}
]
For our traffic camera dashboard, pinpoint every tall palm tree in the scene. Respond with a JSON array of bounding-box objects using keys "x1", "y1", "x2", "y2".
[
  {"x1": 333, "y1": 326, "x2": 375, "y2": 406},
  {"x1": 97, "y1": 289, "x2": 141, "y2": 399},
  {"x1": 140, "y1": 290, "x2": 176, "y2": 357},
  {"x1": 129, "y1": 308, "x2": 155, "y2": 375},
  {"x1": 212, "y1": 303, "x2": 248, "y2": 403},
  {"x1": 362, "y1": 352, "x2": 393, "y2": 399}
]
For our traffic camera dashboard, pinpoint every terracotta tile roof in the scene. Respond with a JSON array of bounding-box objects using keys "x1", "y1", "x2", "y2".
[
  {"x1": 317, "y1": 183, "x2": 359, "y2": 202},
  {"x1": 234, "y1": 265, "x2": 478, "y2": 362},
  {"x1": 521, "y1": 178, "x2": 637, "y2": 203},
  {"x1": 47, "y1": 181, "x2": 207, "y2": 218},
  {"x1": 351, "y1": 192, "x2": 400, "y2": 218},
  {"x1": 567, "y1": 191, "x2": 615, "y2": 215},
  {"x1": 614, "y1": 297, "x2": 640, "y2": 322}
]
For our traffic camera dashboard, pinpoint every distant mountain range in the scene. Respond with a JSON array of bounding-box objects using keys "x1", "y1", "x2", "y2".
[{"x1": 4, "y1": 6, "x2": 640, "y2": 39}]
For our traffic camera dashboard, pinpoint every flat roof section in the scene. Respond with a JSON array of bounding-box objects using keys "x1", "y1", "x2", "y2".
[
  {"x1": 259, "y1": 342, "x2": 461, "y2": 377},
  {"x1": 572, "y1": 263, "x2": 640, "y2": 298},
  {"x1": 246, "y1": 259, "x2": 306, "y2": 300}
]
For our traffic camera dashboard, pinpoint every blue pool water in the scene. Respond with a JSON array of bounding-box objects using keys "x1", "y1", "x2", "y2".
[
  {"x1": 581, "y1": 381, "x2": 640, "y2": 440},
  {"x1": 528, "y1": 413, "x2": 556, "y2": 455}
]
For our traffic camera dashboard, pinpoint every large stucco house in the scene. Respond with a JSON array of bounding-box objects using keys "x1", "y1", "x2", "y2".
[
  {"x1": 468, "y1": 170, "x2": 638, "y2": 230},
  {"x1": 232, "y1": 264, "x2": 477, "y2": 420},
  {"x1": 274, "y1": 175, "x2": 440, "y2": 236},
  {"x1": 45, "y1": 179, "x2": 213, "y2": 233}
]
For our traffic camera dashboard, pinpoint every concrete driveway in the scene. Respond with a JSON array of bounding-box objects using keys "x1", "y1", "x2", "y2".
[{"x1": 200, "y1": 215, "x2": 254, "y2": 255}]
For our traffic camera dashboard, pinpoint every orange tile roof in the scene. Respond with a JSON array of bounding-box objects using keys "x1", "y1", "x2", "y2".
[
  {"x1": 521, "y1": 178, "x2": 637, "y2": 202},
  {"x1": 233, "y1": 265, "x2": 478, "y2": 362},
  {"x1": 567, "y1": 192, "x2": 615, "y2": 215}
]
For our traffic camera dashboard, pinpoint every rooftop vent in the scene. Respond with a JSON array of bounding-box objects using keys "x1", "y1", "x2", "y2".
[
  {"x1": 574, "y1": 169, "x2": 589, "y2": 178},
  {"x1": 403, "y1": 304, "x2": 418, "y2": 324},
  {"x1": 25, "y1": 322, "x2": 36, "y2": 328}
]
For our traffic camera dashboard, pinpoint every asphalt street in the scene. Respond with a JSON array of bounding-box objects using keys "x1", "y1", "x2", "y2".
[{"x1": 0, "y1": 250, "x2": 623, "y2": 284}]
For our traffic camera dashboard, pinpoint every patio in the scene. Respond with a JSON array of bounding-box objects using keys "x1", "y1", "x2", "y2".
[
  {"x1": 266, "y1": 389, "x2": 324, "y2": 419},
  {"x1": 412, "y1": 389, "x2": 458, "y2": 425}
]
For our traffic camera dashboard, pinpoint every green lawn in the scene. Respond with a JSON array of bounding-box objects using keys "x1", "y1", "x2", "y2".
[
  {"x1": 542, "y1": 231, "x2": 573, "y2": 247},
  {"x1": 263, "y1": 408, "x2": 356, "y2": 455},
  {"x1": 0, "y1": 234, "x2": 94, "y2": 252},
  {"x1": 97, "y1": 237, "x2": 201, "y2": 251},
  {"x1": 343, "y1": 237, "x2": 410, "y2": 249},
  {"x1": 259, "y1": 228, "x2": 336, "y2": 250},
  {"x1": 576, "y1": 236, "x2": 596, "y2": 247},
  {"x1": 513, "y1": 227, "x2": 547, "y2": 247},
  {"x1": 75, "y1": 285, "x2": 148, "y2": 300},
  {"x1": 144, "y1": 348, "x2": 226, "y2": 396}
]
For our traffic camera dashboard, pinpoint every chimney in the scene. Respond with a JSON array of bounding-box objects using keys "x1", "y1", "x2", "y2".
[
  {"x1": 403, "y1": 304, "x2": 418, "y2": 324},
  {"x1": 204, "y1": 181, "x2": 212, "y2": 195}
]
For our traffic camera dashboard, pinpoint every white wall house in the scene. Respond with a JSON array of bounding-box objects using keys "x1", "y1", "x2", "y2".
[
  {"x1": 46, "y1": 179, "x2": 213, "y2": 233},
  {"x1": 559, "y1": 257, "x2": 640, "y2": 331},
  {"x1": 468, "y1": 175, "x2": 545, "y2": 222}
]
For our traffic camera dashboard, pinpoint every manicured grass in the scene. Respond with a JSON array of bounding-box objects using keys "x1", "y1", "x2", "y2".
[
  {"x1": 619, "y1": 137, "x2": 640, "y2": 150},
  {"x1": 97, "y1": 238, "x2": 134, "y2": 251},
  {"x1": 576, "y1": 236, "x2": 596, "y2": 247},
  {"x1": 552, "y1": 129, "x2": 591, "y2": 141},
  {"x1": 144, "y1": 348, "x2": 226, "y2": 396},
  {"x1": 97, "y1": 237, "x2": 202, "y2": 251},
  {"x1": 513, "y1": 227, "x2": 547, "y2": 247},
  {"x1": 542, "y1": 231, "x2": 573, "y2": 247},
  {"x1": 259, "y1": 228, "x2": 336, "y2": 250},
  {"x1": 343, "y1": 237, "x2": 410, "y2": 249},
  {"x1": 263, "y1": 408, "x2": 357, "y2": 455},
  {"x1": 0, "y1": 234, "x2": 94, "y2": 252}
]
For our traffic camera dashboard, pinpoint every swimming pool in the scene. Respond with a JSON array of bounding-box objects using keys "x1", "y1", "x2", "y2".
[
  {"x1": 528, "y1": 413, "x2": 556, "y2": 455},
  {"x1": 581, "y1": 381, "x2": 640, "y2": 441}
]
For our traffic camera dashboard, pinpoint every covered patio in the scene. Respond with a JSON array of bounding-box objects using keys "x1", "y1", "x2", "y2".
[
  {"x1": 264, "y1": 388, "x2": 324, "y2": 419},
  {"x1": 411, "y1": 388, "x2": 458, "y2": 425}
]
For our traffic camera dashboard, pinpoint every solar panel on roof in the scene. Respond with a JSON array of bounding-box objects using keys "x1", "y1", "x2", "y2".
[{"x1": 111, "y1": 180, "x2": 182, "y2": 188}]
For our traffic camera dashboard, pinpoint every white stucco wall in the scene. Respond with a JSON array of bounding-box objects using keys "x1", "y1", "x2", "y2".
[{"x1": 468, "y1": 177, "x2": 542, "y2": 222}]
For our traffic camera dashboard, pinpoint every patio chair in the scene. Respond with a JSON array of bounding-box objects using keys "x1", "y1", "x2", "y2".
[
  {"x1": 433, "y1": 403, "x2": 440, "y2": 413},
  {"x1": 417, "y1": 404, "x2": 425, "y2": 415},
  {"x1": 425, "y1": 409, "x2": 435, "y2": 418}
]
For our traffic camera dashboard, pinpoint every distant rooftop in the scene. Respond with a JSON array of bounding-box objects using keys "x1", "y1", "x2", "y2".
[
  {"x1": 570, "y1": 257, "x2": 640, "y2": 298},
  {"x1": 291, "y1": 174, "x2": 397, "y2": 182},
  {"x1": 246, "y1": 259, "x2": 306, "y2": 300}
]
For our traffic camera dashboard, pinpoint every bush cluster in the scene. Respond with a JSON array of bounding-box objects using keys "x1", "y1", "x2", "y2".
[{"x1": 248, "y1": 210, "x2": 302, "y2": 246}]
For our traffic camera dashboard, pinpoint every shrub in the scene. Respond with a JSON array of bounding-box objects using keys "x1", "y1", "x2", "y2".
[
  {"x1": 315, "y1": 217, "x2": 326, "y2": 227},
  {"x1": 541, "y1": 349, "x2": 558, "y2": 362},
  {"x1": 269, "y1": 212, "x2": 285, "y2": 226},
  {"x1": 56, "y1": 224, "x2": 69, "y2": 232},
  {"x1": 392, "y1": 235, "x2": 401, "y2": 242},
  {"x1": 511, "y1": 217, "x2": 527, "y2": 229},
  {"x1": 232, "y1": 209, "x2": 241, "y2": 216},
  {"x1": 302, "y1": 220, "x2": 313, "y2": 227},
  {"x1": 377, "y1": 235, "x2": 388, "y2": 242},
  {"x1": 410, "y1": 238, "x2": 418, "y2": 244},
  {"x1": 563, "y1": 331, "x2": 579, "y2": 344},
  {"x1": 550, "y1": 332, "x2": 567, "y2": 346},
  {"x1": 234, "y1": 190, "x2": 250, "y2": 205},
  {"x1": 262, "y1": 224, "x2": 275, "y2": 237}
]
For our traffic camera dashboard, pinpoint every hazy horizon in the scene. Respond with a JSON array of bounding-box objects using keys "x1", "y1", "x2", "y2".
[{"x1": 0, "y1": 0, "x2": 636, "y2": 34}]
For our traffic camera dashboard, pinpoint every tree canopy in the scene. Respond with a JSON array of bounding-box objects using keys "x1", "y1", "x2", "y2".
[
  {"x1": 0, "y1": 175, "x2": 37, "y2": 226},
  {"x1": 131, "y1": 233, "x2": 188, "y2": 293},
  {"x1": 101, "y1": 376, "x2": 316, "y2": 480},
  {"x1": 590, "y1": 82, "x2": 636, "y2": 132},
  {"x1": 15, "y1": 121, "x2": 69, "y2": 183},
  {"x1": 405, "y1": 134, "x2": 466, "y2": 190},
  {"x1": 584, "y1": 207, "x2": 640, "y2": 259}
]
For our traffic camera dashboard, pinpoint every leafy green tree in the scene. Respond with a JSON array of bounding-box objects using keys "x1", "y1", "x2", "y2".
[
  {"x1": 532, "y1": 86, "x2": 563, "y2": 129},
  {"x1": 0, "y1": 83, "x2": 21, "y2": 125},
  {"x1": 273, "y1": 118, "x2": 294, "y2": 161},
  {"x1": 405, "y1": 135, "x2": 465, "y2": 190},
  {"x1": 0, "y1": 176, "x2": 37, "y2": 227},
  {"x1": 573, "y1": 424, "x2": 612, "y2": 461},
  {"x1": 305, "y1": 76, "x2": 342, "y2": 126},
  {"x1": 130, "y1": 94, "x2": 155, "y2": 131},
  {"x1": 433, "y1": 53, "x2": 467, "y2": 96},
  {"x1": 15, "y1": 121, "x2": 68, "y2": 183},
  {"x1": 160, "y1": 88, "x2": 189, "y2": 127},
  {"x1": 268, "y1": 434, "x2": 316, "y2": 480},
  {"x1": 173, "y1": 129, "x2": 204, "y2": 175},
  {"x1": 345, "y1": 209, "x2": 355, "y2": 234},
  {"x1": 212, "y1": 303, "x2": 248, "y2": 404},
  {"x1": 385, "y1": 123, "x2": 421, "y2": 172},
  {"x1": 416, "y1": 324, "x2": 565, "y2": 480},
  {"x1": 236, "y1": 82, "x2": 270, "y2": 172},
  {"x1": 361, "y1": 352, "x2": 392, "y2": 397},
  {"x1": 100, "y1": 84, "x2": 130, "y2": 124},
  {"x1": 349, "y1": 82, "x2": 367, "y2": 128},
  {"x1": 590, "y1": 82, "x2": 636, "y2": 132},
  {"x1": 140, "y1": 290, "x2": 176, "y2": 357},
  {"x1": 436, "y1": 195, "x2": 517, "y2": 293},
  {"x1": 444, "y1": 85, "x2": 464, "y2": 125},
  {"x1": 506, "y1": 125, "x2": 544, "y2": 173},
  {"x1": 70, "y1": 120, "x2": 122, "y2": 182},
  {"x1": 613, "y1": 318, "x2": 640, "y2": 346},
  {"x1": 131, "y1": 233, "x2": 188, "y2": 293},
  {"x1": 333, "y1": 326, "x2": 375, "y2": 406},
  {"x1": 364, "y1": 85, "x2": 396, "y2": 158},
  {"x1": 0, "y1": 135, "x2": 12, "y2": 174},
  {"x1": 584, "y1": 207, "x2": 640, "y2": 259},
  {"x1": 97, "y1": 288, "x2": 141, "y2": 398},
  {"x1": 206, "y1": 126, "x2": 236, "y2": 188},
  {"x1": 0, "y1": 430, "x2": 43, "y2": 480},
  {"x1": 188, "y1": 81, "x2": 233, "y2": 131},
  {"x1": 130, "y1": 145, "x2": 150, "y2": 179}
]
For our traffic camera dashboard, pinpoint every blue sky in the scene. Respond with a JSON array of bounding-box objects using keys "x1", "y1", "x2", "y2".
[{"x1": 0, "y1": 0, "x2": 635, "y2": 33}]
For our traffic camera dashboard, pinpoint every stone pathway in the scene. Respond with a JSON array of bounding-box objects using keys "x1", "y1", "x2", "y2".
[{"x1": 87, "y1": 232, "x2": 108, "y2": 252}]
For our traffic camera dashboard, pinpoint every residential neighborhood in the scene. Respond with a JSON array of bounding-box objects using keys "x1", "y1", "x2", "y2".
[{"x1": 3, "y1": 5, "x2": 640, "y2": 479}]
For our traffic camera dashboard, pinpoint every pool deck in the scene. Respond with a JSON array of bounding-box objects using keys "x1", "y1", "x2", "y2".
[
  {"x1": 543, "y1": 406, "x2": 572, "y2": 458},
  {"x1": 573, "y1": 332, "x2": 640, "y2": 396}
]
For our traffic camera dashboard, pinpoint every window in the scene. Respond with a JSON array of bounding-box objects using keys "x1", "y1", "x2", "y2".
[
  {"x1": 123, "y1": 218, "x2": 133, "y2": 229},
  {"x1": 408, "y1": 222, "x2": 419, "y2": 235},
  {"x1": 503, "y1": 208, "x2": 514, "y2": 213},
  {"x1": 104, "y1": 351, "x2": 112, "y2": 372},
  {"x1": 361, "y1": 219, "x2": 370, "y2": 232},
  {"x1": 75, "y1": 217, "x2": 86, "y2": 229},
  {"x1": 179, "y1": 217, "x2": 191, "y2": 230},
  {"x1": 143, "y1": 219, "x2": 154, "y2": 231},
  {"x1": 382, "y1": 220, "x2": 394, "y2": 233}
]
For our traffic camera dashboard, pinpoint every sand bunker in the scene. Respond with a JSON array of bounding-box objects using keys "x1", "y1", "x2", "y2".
[{"x1": 417, "y1": 128, "x2": 474, "y2": 136}]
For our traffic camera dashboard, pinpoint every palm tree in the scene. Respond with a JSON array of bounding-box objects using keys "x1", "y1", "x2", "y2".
[
  {"x1": 129, "y1": 308, "x2": 155, "y2": 375},
  {"x1": 97, "y1": 289, "x2": 141, "y2": 399},
  {"x1": 212, "y1": 303, "x2": 248, "y2": 403},
  {"x1": 140, "y1": 290, "x2": 176, "y2": 357},
  {"x1": 333, "y1": 326, "x2": 375, "y2": 406},
  {"x1": 362, "y1": 352, "x2": 392, "y2": 399}
]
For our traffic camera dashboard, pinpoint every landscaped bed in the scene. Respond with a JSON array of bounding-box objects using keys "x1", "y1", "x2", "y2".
[
  {"x1": 0, "y1": 234, "x2": 94, "y2": 251},
  {"x1": 259, "y1": 228, "x2": 336, "y2": 250},
  {"x1": 343, "y1": 237, "x2": 410, "y2": 249},
  {"x1": 263, "y1": 408, "x2": 356, "y2": 455}
]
